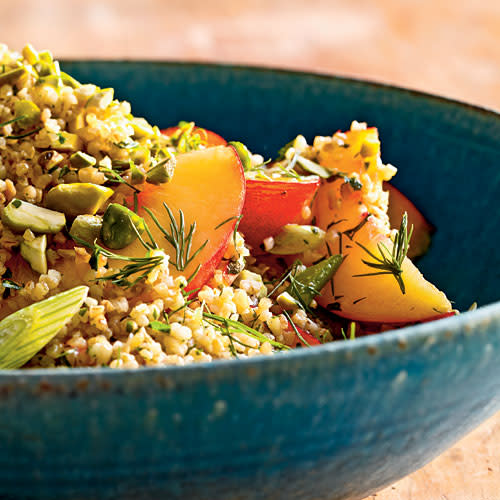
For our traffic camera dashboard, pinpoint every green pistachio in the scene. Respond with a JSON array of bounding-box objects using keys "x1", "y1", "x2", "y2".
[
  {"x1": 130, "y1": 145, "x2": 151, "y2": 166},
  {"x1": 70, "y1": 151, "x2": 97, "y2": 169},
  {"x1": 20, "y1": 234, "x2": 47, "y2": 274},
  {"x1": 276, "y1": 291, "x2": 301, "y2": 311},
  {"x1": 38, "y1": 50, "x2": 54, "y2": 63},
  {"x1": 0, "y1": 67, "x2": 27, "y2": 86},
  {"x1": 49, "y1": 131, "x2": 82, "y2": 152},
  {"x1": 60, "y1": 72, "x2": 81, "y2": 89},
  {"x1": 69, "y1": 215, "x2": 103, "y2": 245},
  {"x1": 269, "y1": 224, "x2": 326, "y2": 255},
  {"x1": 130, "y1": 164, "x2": 146, "y2": 184},
  {"x1": 101, "y1": 203, "x2": 146, "y2": 250},
  {"x1": 67, "y1": 111, "x2": 85, "y2": 133},
  {"x1": 37, "y1": 150, "x2": 64, "y2": 170},
  {"x1": 2, "y1": 199, "x2": 66, "y2": 234},
  {"x1": 146, "y1": 158, "x2": 175, "y2": 185},
  {"x1": 295, "y1": 155, "x2": 331, "y2": 179},
  {"x1": 45, "y1": 183, "x2": 114, "y2": 217},
  {"x1": 22, "y1": 44, "x2": 39, "y2": 65},
  {"x1": 14, "y1": 100, "x2": 41, "y2": 129},
  {"x1": 228, "y1": 141, "x2": 252, "y2": 170},
  {"x1": 130, "y1": 117, "x2": 155, "y2": 139},
  {"x1": 33, "y1": 62, "x2": 53, "y2": 77}
]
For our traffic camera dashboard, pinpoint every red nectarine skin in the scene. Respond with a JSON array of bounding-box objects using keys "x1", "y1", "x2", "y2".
[
  {"x1": 239, "y1": 177, "x2": 320, "y2": 250},
  {"x1": 161, "y1": 126, "x2": 227, "y2": 146},
  {"x1": 288, "y1": 323, "x2": 321, "y2": 347},
  {"x1": 124, "y1": 146, "x2": 245, "y2": 291}
]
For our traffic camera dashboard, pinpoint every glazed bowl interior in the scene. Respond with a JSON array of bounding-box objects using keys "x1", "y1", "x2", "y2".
[{"x1": 1, "y1": 62, "x2": 499, "y2": 500}]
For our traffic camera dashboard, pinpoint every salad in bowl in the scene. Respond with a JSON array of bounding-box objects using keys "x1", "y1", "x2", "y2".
[{"x1": 0, "y1": 44, "x2": 453, "y2": 369}]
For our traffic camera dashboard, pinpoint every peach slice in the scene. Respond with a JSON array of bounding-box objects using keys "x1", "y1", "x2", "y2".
[
  {"x1": 315, "y1": 215, "x2": 452, "y2": 323},
  {"x1": 385, "y1": 182, "x2": 435, "y2": 260},
  {"x1": 308, "y1": 124, "x2": 451, "y2": 323},
  {"x1": 124, "y1": 145, "x2": 245, "y2": 291}
]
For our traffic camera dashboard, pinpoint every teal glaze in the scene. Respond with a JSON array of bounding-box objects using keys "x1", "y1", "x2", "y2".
[{"x1": 1, "y1": 62, "x2": 499, "y2": 500}]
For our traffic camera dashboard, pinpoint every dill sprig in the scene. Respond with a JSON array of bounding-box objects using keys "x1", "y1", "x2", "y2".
[
  {"x1": 282, "y1": 310, "x2": 311, "y2": 347},
  {"x1": 72, "y1": 199, "x2": 209, "y2": 289},
  {"x1": 267, "y1": 260, "x2": 302, "y2": 299},
  {"x1": 94, "y1": 244, "x2": 165, "y2": 288},
  {"x1": 214, "y1": 214, "x2": 243, "y2": 256},
  {"x1": 341, "y1": 321, "x2": 357, "y2": 340},
  {"x1": 0, "y1": 115, "x2": 26, "y2": 129},
  {"x1": 72, "y1": 235, "x2": 164, "y2": 289},
  {"x1": 5, "y1": 126, "x2": 43, "y2": 140},
  {"x1": 267, "y1": 260, "x2": 318, "y2": 312},
  {"x1": 144, "y1": 203, "x2": 208, "y2": 275},
  {"x1": 98, "y1": 163, "x2": 139, "y2": 192},
  {"x1": 203, "y1": 311, "x2": 291, "y2": 353},
  {"x1": 353, "y1": 212, "x2": 413, "y2": 294}
]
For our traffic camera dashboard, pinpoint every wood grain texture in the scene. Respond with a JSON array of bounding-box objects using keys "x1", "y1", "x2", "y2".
[{"x1": 1, "y1": 1, "x2": 499, "y2": 498}]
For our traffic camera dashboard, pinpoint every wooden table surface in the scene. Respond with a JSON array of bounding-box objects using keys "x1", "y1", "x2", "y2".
[{"x1": 1, "y1": 1, "x2": 499, "y2": 498}]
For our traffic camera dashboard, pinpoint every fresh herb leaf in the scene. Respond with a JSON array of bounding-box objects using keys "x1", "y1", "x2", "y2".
[
  {"x1": 144, "y1": 203, "x2": 208, "y2": 273},
  {"x1": 0, "y1": 115, "x2": 27, "y2": 129},
  {"x1": 98, "y1": 164, "x2": 139, "y2": 192},
  {"x1": 149, "y1": 321, "x2": 171, "y2": 333},
  {"x1": 353, "y1": 212, "x2": 413, "y2": 294},
  {"x1": 58, "y1": 165, "x2": 70, "y2": 179},
  {"x1": 341, "y1": 321, "x2": 357, "y2": 340},
  {"x1": 203, "y1": 311, "x2": 290, "y2": 352},
  {"x1": 72, "y1": 235, "x2": 164, "y2": 289},
  {"x1": 283, "y1": 310, "x2": 310, "y2": 347},
  {"x1": 5, "y1": 126, "x2": 43, "y2": 139}
]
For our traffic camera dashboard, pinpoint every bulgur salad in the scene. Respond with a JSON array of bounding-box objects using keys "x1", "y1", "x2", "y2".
[{"x1": 0, "y1": 44, "x2": 454, "y2": 369}]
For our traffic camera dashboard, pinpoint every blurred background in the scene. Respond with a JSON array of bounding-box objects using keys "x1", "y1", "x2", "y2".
[
  {"x1": 2, "y1": 1, "x2": 499, "y2": 498},
  {"x1": 1, "y1": 0, "x2": 499, "y2": 108}
]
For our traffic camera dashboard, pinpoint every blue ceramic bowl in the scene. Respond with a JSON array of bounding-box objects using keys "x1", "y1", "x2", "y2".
[{"x1": 1, "y1": 62, "x2": 499, "y2": 500}]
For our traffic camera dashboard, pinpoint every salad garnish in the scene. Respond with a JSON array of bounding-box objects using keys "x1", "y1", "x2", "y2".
[{"x1": 353, "y1": 212, "x2": 413, "y2": 294}]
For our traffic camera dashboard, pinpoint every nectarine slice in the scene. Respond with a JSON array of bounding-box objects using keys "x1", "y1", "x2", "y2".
[
  {"x1": 123, "y1": 146, "x2": 245, "y2": 291},
  {"x1": 239, "y1": 177, "x2": 320, "y2": 250},
  {"x1": 385, "y1": 182, "x2": 434, "y2": 260},
  {"x1": 316, "y1": 216, "x2": 452, "y2": 323},
  {"x1": 310, "y1": 124, "x2": 451, "y2": 322}
]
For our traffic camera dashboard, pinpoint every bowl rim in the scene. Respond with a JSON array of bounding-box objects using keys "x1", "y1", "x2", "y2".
[{"x1": 3, "y1": 61, "x2": 499, "y2": 380}]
